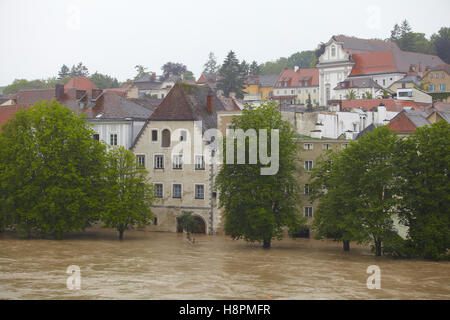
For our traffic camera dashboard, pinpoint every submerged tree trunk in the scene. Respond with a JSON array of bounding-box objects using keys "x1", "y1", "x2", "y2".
[
  {"x1": 374, "y1": 240, "x2": 382, "y2": 256},
  {"x1": 263, "y1": 239, "x2": 271, "y2": 249},
  {"x1": 343, "y1": 240, "x2": 350, "y2": 252},
  {"x1": 119, "y1": 230, "x2": 124, "y2": 240}
]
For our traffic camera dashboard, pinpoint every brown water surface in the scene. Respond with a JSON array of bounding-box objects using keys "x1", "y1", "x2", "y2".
[{"x1": 0, "y1": 230, "x2": 449, "y2": 299}]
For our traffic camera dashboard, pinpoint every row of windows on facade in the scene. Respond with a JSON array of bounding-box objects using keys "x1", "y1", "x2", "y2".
[
  {"x1": 154, "y1": 183, "x2": 205, "y2": 199},
  {"x1": 276, "y1": 88, "x2": 317, "y2": 95},
  {"x1": 278, "y1": 81, "x2": 312, "y2": 88},
  {"x1": 303, "y1": 143, "x2": 349, "y2": 151},
  {"x1": 93, "y1": 133, "x2": 118, "y2": 146},
  {"x1": 151, "y1": 129, "x2": 186, "y2": 148},
  {"x1": 136, "y1": 154, "x2": 206, "y2": 170},
  {"x1": 428, "y1": 84, "x2": 447, "y2": 92},
  {"x1": 429, "y1": 73, "x2": 446, "y2": 79}
]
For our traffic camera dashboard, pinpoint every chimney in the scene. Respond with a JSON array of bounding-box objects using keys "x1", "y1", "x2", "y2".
[
  {"x1": 207, "y1": 89, "x2": 214, "y2": 113},
  {"x1": 310, "y1": 130, "x2": 322, "y2": 139},
  {"x1": 55, "y1": 84, "x2": 64, "y2": 101}
]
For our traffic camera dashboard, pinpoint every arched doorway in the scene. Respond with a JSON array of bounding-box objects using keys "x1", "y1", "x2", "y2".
[
  {"x1": 192, "y1": 216, "x2": 206, "y2": 234},
  {"x1": 176, "y1": 214, "x2": 206, "y2": 234}
]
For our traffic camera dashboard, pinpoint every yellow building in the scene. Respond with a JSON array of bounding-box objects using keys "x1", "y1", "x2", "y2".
[
  {"x1": 243, "y1": 74, "x2": 278, "y2": 102},
  {"x1": 422, "y1": 65, "x2": 450, "y2": 102}
]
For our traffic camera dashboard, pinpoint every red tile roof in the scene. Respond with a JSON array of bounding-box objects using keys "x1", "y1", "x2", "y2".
[
  {"x1": 64, "y1": 77, "x2": 98, "y2": 93},
  {"x1": 275, "y1": 68, "x2": 319, "y2": 88},
  {"x1": 0, "y1": 105, "x2": 28, "y2": 130},
  {"x1": 350, "y1": 51, "x2": 398, "y2": 76},
  {"x1": 340, "y1": 99, "x2": 430, "y2": 112},
  {"x1": 14, "y1": 88, "x2": 56, "y2": 106}
]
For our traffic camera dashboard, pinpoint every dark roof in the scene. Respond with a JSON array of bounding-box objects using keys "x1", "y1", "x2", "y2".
[
  {"x1": 14, "y1": 88, "x2": 56, "y2": 105},
  {"x1": 63, "y1": 90, "x2": 153, "y2": 120},
  {"x1": 333, "y1": 35, "x2": 400, "y2": 53},
  {"x1": 393, "y1": 75, "x2": 422, "y2": 87},
  {"x1": 127, "y1": 98, "x2": 161, "y2": 111},
  {"x1": 426, "y1": 64, "x2": 450, "y2": 75},
  {"x1": 356, "y1": 123, "x2": 383, "y2": 139},
  {"x1": 246, "y1": 74, "x2": 279, "y2": 87},
  {"x1": 335, "y1": 77, "x2": 383, "y2": 90},
  {"x1": 150, "y1": 83, "x2": 226, "y2": 131}
]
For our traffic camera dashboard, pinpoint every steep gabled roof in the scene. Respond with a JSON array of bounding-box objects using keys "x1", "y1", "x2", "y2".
[
  {"x1": 150, "y1": 83, "x2": 226, "y2": 130},
  {"x1": 349, "y1": 51, "x2": 398, "y2": 76},
  {"x1": 64, "y1": 77, "x2": 98, "y2": 93}
]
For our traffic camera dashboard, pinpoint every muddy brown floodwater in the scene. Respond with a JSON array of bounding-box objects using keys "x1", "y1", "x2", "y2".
[{"x1": 0, "y1": 229, "x2": 449, "y2": 300}]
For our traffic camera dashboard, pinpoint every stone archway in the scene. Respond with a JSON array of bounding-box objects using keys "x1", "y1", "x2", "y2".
[
  {"x1": 192, "y1": 216, "x2": 206, "y2": 234},
  {"x1": 176, "y1": 214, "x2": 207, "y2": 234}
]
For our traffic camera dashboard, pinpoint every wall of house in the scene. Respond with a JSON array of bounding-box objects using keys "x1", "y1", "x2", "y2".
[
  {"x1": 132, "y1": 120, "x2": 221, "y2": 234},
  {"x1": 90, "y1": 121, "x2": 133, "y2": 149}
]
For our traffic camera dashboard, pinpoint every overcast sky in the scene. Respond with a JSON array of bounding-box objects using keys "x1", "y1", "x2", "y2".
[{"x1": 1, "y1": 0, "x2": 449, "y2": 86}]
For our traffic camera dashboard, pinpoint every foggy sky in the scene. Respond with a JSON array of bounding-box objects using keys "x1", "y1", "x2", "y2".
[{"x1": 1, "y1": 0, "x2": 449, "y2": 86}]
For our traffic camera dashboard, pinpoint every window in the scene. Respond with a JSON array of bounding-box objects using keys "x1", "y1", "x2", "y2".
[
  {"x1": 298, "y1": 89, "x2": 301, "y2": 94},
  {"x1": 304, "y1": 207, "x2": 313, "y2": 218},
  {"x1": 399, "y1": 91, "x2": 413, "y2": 97},
  {"x1": 439, "y1": 84, "x2": 446, "y2": 91},
  {"x1": 430, "y1": 73, "x2": 434, "y2": 79},
  {"x1": 304, "y1": 184, "x2": 311, "y2": 195},
  {"x1": 180, "y1": 130, "x2": 187, "y2": 142},
  {"x1": 162, "y1": 129, "x2": 170, "y2": 147},
  {"x1": 291, "y1": 90, "x2": 294, "y2": 94},
  {"x1": 153, "y1": 217, "x2": 158, "y2": 225},
  {"x1": 136, "y1": 155, "x2": 145, "y2": 168},
  {"x1": 110, "y1": 134, "x2": 118, "y2": 146},
  {"x1": 341, "y1": 143, "x2": 349, "y2": 148},
  {"x1": 195, "y1": 155, "x2": 205, "y2": 170},
  {"x1": 382, "y1": 79, "x2": 386, "y2": 86},
  {"x1": 442, "y1": 73, "x2": 445, "y2": 79},
  {"x1": 331, "y1": 45, "x2": 336, "y2": 57},
  {"x1": 429, "y1": 84, "x2": 435, "y2": 92},
  {"x1": 93, "y1": 133, "x2": 100, "y2": 141},
  {"x1": 313, "y1": 89, "x2": 316, "y2": 93},
  {"x1": 304, "y1": 143, "x2": 313, "y2": 150},
  {"x1": 173, "y1": 154, "x2": 183, "y2": 169},
  {"x1": 172, "y1": 184, "x2": 182, "y2": 198},
  {"x1": 151, "y1": 130, "x2": 158, "y2": 142},
  {"x1": 154, "y1": 155, "x2": 164, "y2": 169},
  {"x1": 436, "y1": 73, "x2": 439, "y2": 78},
  {"x1": 322, "y1": 143, "x2": 331, "y2": 150},
  {"x1": 304, "y1": 160, "x2": 313, "y2": 172},
  {"x1": 155, "y1": 183, "x2": 163, "y2": 198},
  {"x1": 195, "y1": 184, "x2": 205, "y2": 199}
]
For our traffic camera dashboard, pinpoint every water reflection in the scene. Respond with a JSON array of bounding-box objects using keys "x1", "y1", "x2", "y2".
[{"x1": 0, "y1": 230, "x2": 449, "y2": 299}]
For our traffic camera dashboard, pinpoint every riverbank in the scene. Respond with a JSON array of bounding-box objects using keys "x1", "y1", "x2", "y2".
[{"x1": 0, "y1": 229, "x2": 449, "y2": 299}]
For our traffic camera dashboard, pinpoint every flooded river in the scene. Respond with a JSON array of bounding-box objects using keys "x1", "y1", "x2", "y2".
[{"x1": 0, "y1": 230, "x2": 449, "y2": 299}]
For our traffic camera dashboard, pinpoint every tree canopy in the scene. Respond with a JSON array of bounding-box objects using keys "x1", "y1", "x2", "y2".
[
  {"x1": 0, "y1": 100, "x2": 106, "y2": 238},
  {"x1": 215, "y1": 102, "x2": 304, "y2": 248}
]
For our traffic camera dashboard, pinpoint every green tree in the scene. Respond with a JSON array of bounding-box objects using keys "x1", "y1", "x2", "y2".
[
  {"x1": 203, "y1": 52, "x2": 219, "y2": 75},
  {"x1": 183, "y1": 70, "x2": 195, "y2": 81},
  {"x1": 70, "y1": 62, "x2": 89, "y2": 77},
  {"x1": 90, "y1": 72, "x2": 119, "y2": 89},
  {"x1": 430, "y1": 27, "x2": 450, "y2": 64},
  {"x1": 0, "y1": 100, "x2": 107, "y2": 239},
  {"x1": 306, "y1": 93, "x2": 313, "y2": 111},
  {"x1": 161, "y1": 62, "x2": 187, "y2": 81},
  {"x1": 58, "y1": 64, "x2": 70, "y2": 80},
  {"x1": 217, "y1": 51, "x2": 245, "y2": 98},
  {"x1": 215, "y1": 102, "x2": 304, "y2": 248},
  {"x1": 363, "y1": 91, "x2": 373, "y2": 99},
  {"x1": 249, "y1": 61, "x2": 260, "y2": 75},
  {"x1": 100, "y1": 146, "x2": 155, "y2": 240},
  {"x1": 134, "y1": 65, "x2": 149, "y2": 80},
  {"x1": 287, "y1": 51, "x2": 315, "y2": 69},
  {"x1": 259, "y1": 57, "x2": 288, "y2": 75},
  {"x1": 346, "y1": 89, "x2": 357, "y2": 100},
  {"x1": 310, "y1": 127, "x2": 400, "y2": 256},
  {"x1": 393, "y1": 121, "x2": 450, "y2": 260},
  {"x1": 177, "y1": 211, "x2": 201, "y2": 241}
]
